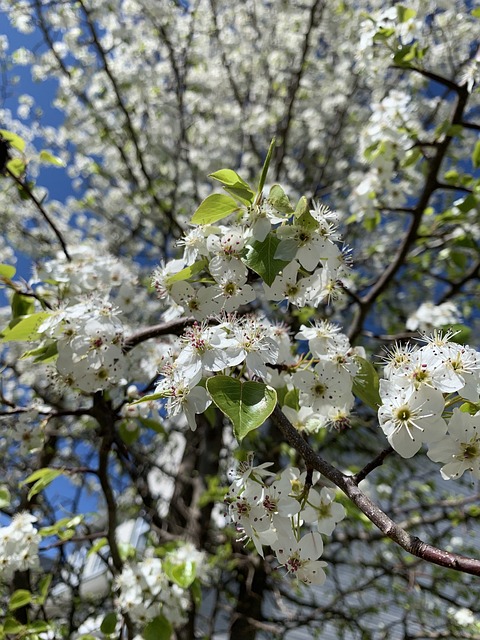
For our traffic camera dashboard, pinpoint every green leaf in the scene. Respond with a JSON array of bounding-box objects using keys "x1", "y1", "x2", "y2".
[
  {"x1": 191, "y1": 194, "x2": 239, "y2": 225},
  {"x1": 39, "y1": 150, "x2": 65, "y2": 167},
  {"x1": 373, "y1": 26, "x2": 395, "y2": 41},
  {"x1": 209, "y1": 169, "x2": 251, "y2": 190},
  {"x1": 0, "y1": 486, "x2": 10, "y2": 508},
  {"x1": 191, "y1": 579, "x2": 202, "y2": 607},
  {"x1": 21, "y1": 341, "x2": 58, "y2": 364},
  {"x1": 119, "y1": 420, "x2": 140, "y2": 445},
  {"x1": 100, "y1": 612, "x2": 118, "y2": 635},
  {"x1": 456, "y1": 194, "x2": 477, "y2": 213},
  {"x1": 296, "y1": 209, "x2": 318, "y2": 230},
  {"x1": 164, "y1": 558, "x2": 197, "y2": 588},
  {"x1": 17, "y1": 179, "x2": 35, "y2": 200},
  {"x1": 165, "y1": 259, "x2": 207, "y2": 285},
  {"x1": 0, "y1": 311, "x2": 51, "y2": 341},
  {"x1": 352, "y1": 357, "x2": 381, "y2": 410},
  {"x1": 472, "y1": 141, "x2": 480, "y2": 169},
  {"x1": 396, "y1": 5, "x2": 416, "y2": 22},
  {"x1": 444, "y1": 323, "x2": 471, "y2": 344},
  {"x1": 36, "y1": 575, "x2": 52, "y2": 606},
  {"x1": 257, "y1": 138, "x2": 276, "y2": 195},
  {"x1": 26, "y1": 620, "x2": 50, "y2": 633},
  {"x1": 9, "y1": 590, "x2": 32, "y2": 611},
  {"x1": 206, "y1": 376, "x2": 277, "y2": 441},
  {"x1": 402, "y1": 148, "x2": 421, "y2": 168},
  {"x1": 294, "y1": 195, "x2": 309, "y2": 218},
  {"x1": 4, "y1": 618, "x2": 25, "y2": 633},
  {"x1": 11, "y1": 292, "x2": 35, "y2": 319},
  {"x1": 0, "y1": 129, "x2": 26, "y2": 152},
  {"x1": 224, "y1": 184, "x2": 256, "y2": 205},
  {"x1": 0, "y1": 264, "x2": 16, "y2": 279},
  {"x1": 393, "y1": 43, "x2": 417, "y2": 65},
  {"x1": 274, "y1": 239, "x2": 299, "y2": 262},
  {"x1": 143, "y1": 615, "x2": 173, "y2": 640},
  {"x1": 243, "y1": 235, "x2": 290, "y2": 286},
  {"x1": 138, "y1": 417, "x2": 165, "y2": 434},
  {"x1": 6, "y1": 157, "x2": 26, "y2": 177},
  {"x1": 444, "y1": 169, "x2": 459, "y2": 182},
  {"x1": 283, "y1": 388, "x2": 300, "y2": 411},
  {"x1": 268, "y1": 184, "x2": 294, "y2": 213},
  {"x1": 472, "y1": 7, "x2": 480, "y2": 17},
  {"x1": 21, "y1": 467, "x2": 64, "y2": 501},
  {"x1": 87, "y1": 537, "x2": 108, "y2": 557},
  {"x1": 39, "y1": 516, "x2": 83, "y2": 538}
]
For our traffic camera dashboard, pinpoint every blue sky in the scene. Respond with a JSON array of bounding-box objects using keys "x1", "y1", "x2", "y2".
[{"x1": 1, "y1": 19, "x2": 74, "y2": 297}]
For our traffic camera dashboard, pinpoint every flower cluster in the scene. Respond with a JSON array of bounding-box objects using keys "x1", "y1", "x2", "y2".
[
  {"x1": 226, "y1": 458, "x2": 345, "y2": 585},
  {"x1": 0, "y1": 513, "x2": 40, "y2": 580},
  {"x1": 152, "y1": 196, "x2": 348, "y2": 323},
  {"x1": 378, "y1": 333, "x2": 480, "y2": 478},
  {"x1": 39, "y1": 299, "x2": 127, "y2": 393},
  {"x1": 115, "y1": 544, "x2": 206, "y2": 629},
  {"x1": 149, "y1": 186, "x2": 362, "y2": 434},
  {"x1": 406, "y1": 301, "x2": 462, "y2": 332}
]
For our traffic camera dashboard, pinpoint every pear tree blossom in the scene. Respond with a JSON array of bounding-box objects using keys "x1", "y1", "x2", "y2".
[{"x1": 0, "y1": 1, "x2": 480, "y2": 638}]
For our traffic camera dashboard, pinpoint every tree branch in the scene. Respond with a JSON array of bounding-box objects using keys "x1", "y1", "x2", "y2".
[
  {"x1": 271, "y1": 405, "x2": 480, "y2": 576},
  {"x1": 7, "y1": 169, "x2": 71, "y2": 261}
]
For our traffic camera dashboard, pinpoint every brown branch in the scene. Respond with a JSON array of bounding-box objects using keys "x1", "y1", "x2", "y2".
[
  {"x1": 274, "y1": 0, "x2": 325, "y2": 180},
  {"x1": 352, "y1": 446, "x2": 394, "y2": 485},
  {"x1": 7, "y1": 169, "x2": 71, "y2": 261},
  {"x1": 78, "y1": 0, "x2": 183, "y2": 237},
  {"x1": 91, "y1": 392, "x2": 135, "y2": 639},
  {"x1": 348, "y1": 83, "x2": 470, "y2": 342},
  {"x1": 390, "y1": 65, "x2": 461, "y2": 93},
  {"x1": 124, "y1": 316, "x2": 195, "y2": 351},
  {"x1": 271, "y1": 405, "x2": 480, "y2": 576}
]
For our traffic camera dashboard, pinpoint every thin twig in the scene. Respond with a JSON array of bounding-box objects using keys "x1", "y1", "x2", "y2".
[{"x1": 7, "y1": 168, "x2": 71, "y2": 261}]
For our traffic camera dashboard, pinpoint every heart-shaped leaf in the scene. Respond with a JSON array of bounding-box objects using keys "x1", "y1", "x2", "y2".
[{"x1": 206, "y1": 376, "x2": 277, "y2": 441}]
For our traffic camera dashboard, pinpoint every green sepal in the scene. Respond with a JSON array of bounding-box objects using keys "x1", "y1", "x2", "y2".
[
  {"x1": 460, "y1": 402, "x2": 480, "y2": 415},
  {"x1": 129, "y1": 390, "x2": 168, "y2": 404}
]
